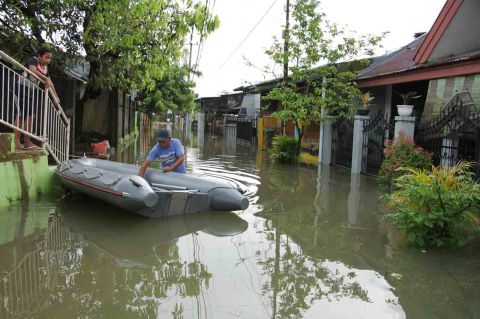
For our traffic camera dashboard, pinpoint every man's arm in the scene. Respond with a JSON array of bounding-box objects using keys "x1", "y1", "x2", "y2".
[
  {"x1": 139, "y1": 159, "x2": 152, "y2": 177},
  {"x1": 163, "y1": 155, "x2": 184, "y2": 173}
]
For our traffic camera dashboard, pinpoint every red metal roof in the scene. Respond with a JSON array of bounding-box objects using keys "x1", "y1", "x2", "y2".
[
  {"x1": 356, "y1": 0, "x2": 479, "y2": 86},
  {"x1": 414, "y1": 0, "x2": 463, "y2": 64},
  {"x1": 356, "y1": 36, "x2": 426, "y2": 81}
]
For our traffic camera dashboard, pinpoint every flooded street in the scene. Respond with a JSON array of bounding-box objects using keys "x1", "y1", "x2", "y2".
[{"x1": 1, "y1": 130, "x2": 480, "y2": 319}]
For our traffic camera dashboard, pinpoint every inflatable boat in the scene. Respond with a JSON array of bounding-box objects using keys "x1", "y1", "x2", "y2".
[{"x1": 56, "y1": 158, "x2": 249, "y2": 218}]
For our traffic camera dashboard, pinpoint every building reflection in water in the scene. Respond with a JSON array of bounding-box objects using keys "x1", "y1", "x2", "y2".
[{"x1": 0, "y1": 200, "x2": 248, "y2": 318}]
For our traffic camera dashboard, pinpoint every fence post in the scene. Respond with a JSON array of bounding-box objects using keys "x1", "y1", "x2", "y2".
[
  {"x1": 197, "y1": 112, "x2": 205, "y2": 149},
  {"x1": 394, "y1": 116, "x2": 415, "y2": 140},
  {"x1": 440, "y1": 137, "x2": 459, "y2": 167},
  {"x1": 318, "y1": 120, "x2": 333, "y2": 165},
  {"x1": 257, "y1": 117, "x2": 264, "y2": 149},
  {"x1": 351, "y1": 115, "x2": 369, "y2": 174}
]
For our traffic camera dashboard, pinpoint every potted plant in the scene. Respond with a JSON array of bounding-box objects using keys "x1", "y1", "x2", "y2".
[
  {"x1": 396, "y1": 91, "x2": 421, "y2": 116},
  {"x1": 357, "y1": 92, "x2": 374, "y2": 116}
]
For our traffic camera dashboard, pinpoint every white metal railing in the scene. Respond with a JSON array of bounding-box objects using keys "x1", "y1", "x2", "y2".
[{"x1": 0, "y1": 50, "x2": 70, "y2": 163}]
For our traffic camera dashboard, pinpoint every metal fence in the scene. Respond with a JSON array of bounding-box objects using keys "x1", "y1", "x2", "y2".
[
  {"x1": 0, "y1": 215, "x2": 78, "y2": 318},
  {"x1": 332, "y1": 117, "x2": 354, "y2": 168},
  {"x1": 0, "y1": 50, "x2": 70, "y2": 163},
  {"x1": 224, "y1": 114, "x2": 256, "y2": 142},
  {"x1": 415, "y1": 91, "x2": 480, "y2": 177},
  {"x1": 362, "y1": 108, "x2": 388, "y2": 174}
]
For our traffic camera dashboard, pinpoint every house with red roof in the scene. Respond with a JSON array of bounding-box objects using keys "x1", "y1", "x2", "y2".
[
  {"x1": 356, "y1": 0, "x2": 480, "y2": 125},
  {"x1": 348, "y1": 0, "x2": 480, "y2": 175}
]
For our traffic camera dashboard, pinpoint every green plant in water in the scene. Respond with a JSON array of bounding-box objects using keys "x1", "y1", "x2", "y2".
[
  {"x1": 270, "y1": 135, "x2": 298, "y2": 163},
  {"x1": 264, "y1": 128, "x2": 276, "y2": 145},
  {"x1": 387, "y1": 162, "x2": 480, "y2": 248},
  {"x1": 378, "y1": 133, "x2": 432, "y2": 192}
]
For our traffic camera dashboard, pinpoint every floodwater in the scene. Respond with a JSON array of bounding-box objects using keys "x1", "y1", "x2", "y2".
[{"x1": 1, "y1": 128, "x2": 480, "y2": 319}]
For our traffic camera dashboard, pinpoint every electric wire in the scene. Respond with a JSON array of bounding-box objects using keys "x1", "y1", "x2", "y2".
[{"x1": 209, "y1": 0, "x2": 280, "y2": 79}]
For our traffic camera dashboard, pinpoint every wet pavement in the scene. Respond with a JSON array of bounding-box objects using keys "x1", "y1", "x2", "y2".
[{"x1": 0, "y1": 129, "x2": 479, "y2": 318}]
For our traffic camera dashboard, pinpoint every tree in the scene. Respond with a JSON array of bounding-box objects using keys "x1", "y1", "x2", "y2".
[
  {"x1": 0, "y1": 0, "x2": 219, "y2": 95},
  {"x1": 139, "y1": 65, "x2": 197, "y2": 117},
  {"x1": 263, "y1": 0, "x2": 385, "y2": 153},
  {"x1": 83, "y1": 0, "x2": 219, "y2": 93}
]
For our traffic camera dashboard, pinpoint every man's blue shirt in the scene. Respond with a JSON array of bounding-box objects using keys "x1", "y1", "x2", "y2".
[{"x1": 146, "y1": 139, "x2": 186, "y2": 173}]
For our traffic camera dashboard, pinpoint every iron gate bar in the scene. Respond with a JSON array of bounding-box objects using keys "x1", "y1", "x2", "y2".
[
  {"x1": 362, "y1": 108, "x2": 386, "y2": 174},
  {"x1": 332, "y1": 117, "x2": 354, "y2": 168},
  {"x1": 415, "y1": 91, "x2": 480, "y2": 177}
]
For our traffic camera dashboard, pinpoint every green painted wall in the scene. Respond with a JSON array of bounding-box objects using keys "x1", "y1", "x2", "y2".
[
  {"x1": 0, "y1": 203, "x2": 52, "y2": 246},
  {"x1": 0, "y1": 154, "x2": 54, "y2": 207}
]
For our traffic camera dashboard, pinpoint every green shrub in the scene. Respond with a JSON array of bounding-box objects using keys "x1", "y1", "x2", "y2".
[
  {"x1": 270, "y1": 135, "x2": 298, "y2": 163},
  {"x1": 378, "y1": 133, "x2": 432, "y2": 192},
  {"x1": 264, "y1": 128, "x2": 276, "y2": 140},
  {"x1": 387, "y1": 162, "x2": 480, "y2": 247},
  {"x1": 264, "y1": 128, "x2": 276, "y2": 147}
]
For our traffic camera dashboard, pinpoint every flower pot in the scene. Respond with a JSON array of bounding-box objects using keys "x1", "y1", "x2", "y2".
[
  {"x1": 397, "y1": 105, "x2": 414, "y2": 116},
  {"x1": 357, "y1": 109, "x2": 370, "y2": 116}
]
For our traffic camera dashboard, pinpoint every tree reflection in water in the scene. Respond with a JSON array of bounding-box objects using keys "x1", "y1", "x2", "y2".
[{"x1": 255, "y1": 165, "x2": 404, "y2": 319}]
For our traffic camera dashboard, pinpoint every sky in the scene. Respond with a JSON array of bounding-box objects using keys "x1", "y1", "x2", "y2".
[{"x1": 193, "y1": 0, "x2": 446, "y2": 97}]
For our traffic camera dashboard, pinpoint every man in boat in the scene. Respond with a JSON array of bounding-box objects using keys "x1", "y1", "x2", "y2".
[{"x1": 138, "y1": 129, "x2": 186, "y2": 176}]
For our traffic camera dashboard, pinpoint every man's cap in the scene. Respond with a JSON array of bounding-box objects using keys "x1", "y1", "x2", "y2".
[{"x1": 156, "y1": 129, "x2": 171, "y2": 142}]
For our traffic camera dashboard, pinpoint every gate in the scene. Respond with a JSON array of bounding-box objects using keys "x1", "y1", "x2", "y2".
[
  {"x1": 415, "y1": 92, "x2": 480, "y2": 177},
  {"x1": 332, "y1": 117, "x2": 354, "y2": 168},
  {"x1": 362, "y1": 108, "x2": 388, "y2": 174},
  {"x1": 224, "y1": 115, "x2": 256, "y2": 142},
  {"x1": 236, "y1": 120, "x2": 253, "y2": 141}
]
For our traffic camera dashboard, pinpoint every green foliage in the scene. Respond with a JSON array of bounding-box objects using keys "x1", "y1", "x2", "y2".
[
  {"x1": 264, "y1": 128, "x2": 276, "y2": 146},
  {"x1": 378, "y1": 134, "x2": 432, "y2": 192},
  {"x1": 263, "y1": 0, "x2": 386, "y2": 151},
  {"x1": 1, "y1": 0, "x2": 219, "y2": 93},
  {"x1": 387, "y1": 163, "x2": 480, "y2": 247},
  {"x1": 139, "y1": 65, "x2": 196, "y2": 116},
  {"x1": 360, "y1": 92, "x2": 374, "y2": 109},
  {"x1": 395, "y1": 91, "x2": 422, "y2": 105},
  {"x1": 270, "y1": 135, "x2": 298, "y2": 163},
  {"x1": 84, "y1": 0, "x2": 218, "y2": 92}
]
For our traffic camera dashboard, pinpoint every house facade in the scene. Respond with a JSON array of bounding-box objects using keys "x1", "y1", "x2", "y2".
[{"x1": 348, "y1": 0, "x2": 480, "y2": 175}]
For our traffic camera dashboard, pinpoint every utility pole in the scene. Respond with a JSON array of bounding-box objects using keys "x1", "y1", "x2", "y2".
[
  {"x1": 188, "y1": 30, "x2": 194, "y2": 81},
  {"x1": 282, "y1": 0, "x2": 290, "y2": 135},
  {"x1": 283, "y1": 0, "x2": 290, "y2": 81},
  {"x1": 185, "y1": 29, "x2": 196, "y2": 141}
]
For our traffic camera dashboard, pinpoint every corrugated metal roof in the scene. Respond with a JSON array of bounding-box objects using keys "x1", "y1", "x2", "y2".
[
  {"x1": 356, "y1": 34, "x2": 480, "y2": 82},
  {"x1": 356, "y1": 35, "x2": 426, "y2": 80}
]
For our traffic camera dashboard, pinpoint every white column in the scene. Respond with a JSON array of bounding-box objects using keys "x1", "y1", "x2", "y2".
[
  {"x1": 197, "y1": 112, "x2": 205, "y2": 149},
  {"x1": 440, "y1": 137, "x2": 459, "y2": 167},
  {"x1": 319, "y1": 120, "x2": 333, "y2": 165},
  {"x1": 394, "y1": 116, "x2": 415, "y2": 140},
  {"x1": 351, "y1": 115, "x2": 369, "y2": 174},
  {"x1": 384, "y1": 85, "x2": 392, "y2": 140},
  {"x1": 347, "y1": 173, "x2": 362, "y2": 227}
]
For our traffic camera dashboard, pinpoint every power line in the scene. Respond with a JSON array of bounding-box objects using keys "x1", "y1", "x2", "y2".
[{"x1": 209, "y1": 0, "x2": 280, "y2": 79}]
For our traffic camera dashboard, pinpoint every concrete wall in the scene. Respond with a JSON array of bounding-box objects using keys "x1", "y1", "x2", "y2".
[{"x1": 0, "y1": 134, "x2": 54, "y2": 207}]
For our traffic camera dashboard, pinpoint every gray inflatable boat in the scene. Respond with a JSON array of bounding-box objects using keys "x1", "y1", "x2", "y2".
[{"x1": 56, "y1": 158, "x2": 249, "y2": 218}]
